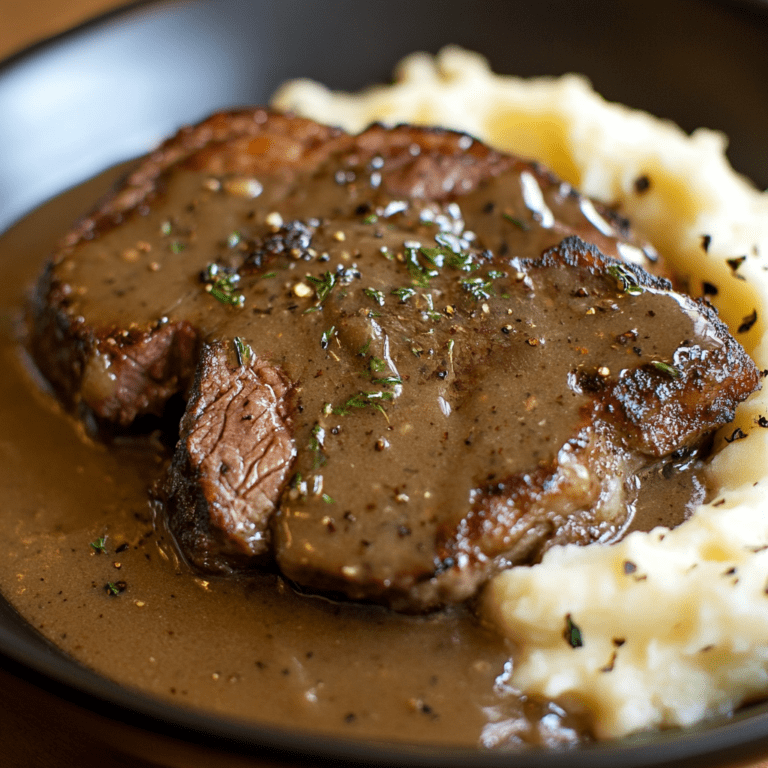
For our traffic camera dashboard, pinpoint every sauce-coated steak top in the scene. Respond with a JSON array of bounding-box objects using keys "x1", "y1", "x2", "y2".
[{"x1": 29, "y1": 110, "x2": 760, "y2": 611}]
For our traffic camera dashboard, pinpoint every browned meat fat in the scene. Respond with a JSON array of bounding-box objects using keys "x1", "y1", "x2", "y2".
[{"x1": 28, "y1": 110, "x2": 760, "y2": 611}]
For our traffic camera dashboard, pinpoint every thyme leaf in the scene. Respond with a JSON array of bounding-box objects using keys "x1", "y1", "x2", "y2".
[
  {"x1": 332, "y1": 390, "x2": 394, "y2": 417},
  {"x1": 233, "y1": 337, "x2": 252, "y2": 366},
  {"x1": 460, "y1": 276, "x2": 494, "y2": 301},
  {"x1": 369, "y1": 356, "x2": 387, "y2": 374},
  {"x1": 306, "y1": 270, "x2": 337, "y2": 304},
  {"x1": 651, "y1": 360, "x2": 682, "y2": 379},
  {"x1": 105, "y1": 581, "x2": 127, "y2": 597},
  {"x1": 202, "y1": 263, "x2": 244, "y2": 307},
  {"x1": 90, "y1": 536, "x2": 107, "y2": 554},
  {"x1": 503, "y1": 213, "x2": 529, "y2": 230},
  {"x1": 321, "y1": 326, "x2": 336, "y2": 350},
  {"x1": 564, "y1": 614, "x2": 583, "y2": 648},
  {"x1": 309, "y1": 424, "x2": 327, "y2": 468},
  {"x1": 607, "y1": 264, "x2": 644, "y2": 295},
  {"x1": 363, "y1": 287, "x2": 385, "y2": 307},
  {"x1": 392, "y1": 286, "x2": 416, "y2": 303}
]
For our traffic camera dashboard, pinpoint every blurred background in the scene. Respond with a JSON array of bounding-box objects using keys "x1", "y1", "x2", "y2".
[{"x1": 1, "y1": 0, "x2": 129, "y2": 59}]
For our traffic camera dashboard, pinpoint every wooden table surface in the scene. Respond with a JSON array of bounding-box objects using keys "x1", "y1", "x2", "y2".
[{"x1": 1, "y1": 1, "x2": 768, "y2": 766}]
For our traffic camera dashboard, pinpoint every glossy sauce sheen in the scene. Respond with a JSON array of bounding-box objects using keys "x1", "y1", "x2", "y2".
[
  {"x1": 0, "y1": 134, "x2": 714, "y2": 747},
  {"x1": 30, "y1": 115, "x2": 730, "y2": 615}
]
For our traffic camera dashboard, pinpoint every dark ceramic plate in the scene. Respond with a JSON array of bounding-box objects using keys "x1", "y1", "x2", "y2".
[{"x1": 2, "y1": 1, "x2": 768, "y2": 766}]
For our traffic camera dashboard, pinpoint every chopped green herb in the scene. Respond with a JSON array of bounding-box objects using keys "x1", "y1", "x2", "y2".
[
  {"x1": 421, "y1": 292, "x2": 442, "y2": 322},
  {"x1": 405, "y1": 247, "x2": 437, "y2": 288},
  {"x1": 392, "y1": 286, "x2": 416, "y2": 302},
  {"x1": 419, "y1": 245, "x2": 450, "y2": 267},
  {"x1": 363, "y1": 213, "x2": 378, "y2": 224},
  {"x1": 203, "y1": 263, "x2": 245, "y2": 307},
  {"x1": 358, "y1": 338, "x2": 372, "y2": 356},
  {"x1": 369, "y1": 356, "x2": 387, "y2": 373},
  {"x1": 309, "y1": 424, "x2": 327, "y2": 468},
  {"x1": 169, "y1": 240, "x2": 186, "y2": 254},
  {"x1": 651, "y1": 360, "x2": 682, "y2": 379},
  {"x1": 105, "y1": 581, "x2": 127, "y2": 597},
  {"x1": 446, "y1": 252, "x2": 478, "y2": 272},
  {"x1": 607, "y1": 264, "x2": 644, "y2": 295},
  {"x1": 209, "y1": 285, "x2": 244, "y2": 307},
  {"x1": 233, "y1": 337, "x2": 252, "y2": 366},
  {"x1": 564, "y1": 614, "x2": 583, "y2": 648},
  {"x1": 90, "y1": 536, "x2": 107, "y2": 554},
  {"x1": 372, "y1": 375, "x2": 402, "y2": 387},
  {"x1": 321, "y1": 493, "x2": 335, "y2": 504},
  {"x1": 321, "y1": 326, "x2": 336, "y2": 350},
  {"x1": 503, "y1": 213, "x2": 529, "y2": 230},
  {"x1": 460, "y1": 277, "x2": 494, "y2": 301},
  {"x1": 260, "y1": 272, "x2": 277, "y2": 280},
  {"x1": 363, "y1": 287, "x2": 385, "y2": 306},
  {"x1": 306, "y1": 271, "x2": 337, "y2": 304},
  {"x1": 227, "y1": 230, "x2": 242, "y2": 248},
  {"x1": 332, "y1": 390, "x2": 394, "y2": 417},
  {"x1": 487, "y1": 270, "x2": 506, "y2": 280}
]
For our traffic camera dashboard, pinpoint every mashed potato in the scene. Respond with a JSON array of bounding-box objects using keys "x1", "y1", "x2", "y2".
[{"x1": 273, "y1": 46, "x2": 768, "y2": 738}]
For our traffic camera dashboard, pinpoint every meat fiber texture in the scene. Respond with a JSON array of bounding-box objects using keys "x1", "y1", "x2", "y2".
[{"x1": 274, "y1": 46, "x2": 768, "y2": 736}]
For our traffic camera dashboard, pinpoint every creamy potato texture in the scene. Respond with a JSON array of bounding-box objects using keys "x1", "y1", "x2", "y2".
[{"x1": 273, "y1": 46, "x2": 768, "y2": 737}]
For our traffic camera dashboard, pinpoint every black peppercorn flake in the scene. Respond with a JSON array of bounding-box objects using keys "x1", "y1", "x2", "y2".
[
  {"x1": 633, "y1": 175, "x2": 651, "y2": 194},
  {"x1": 738, "y1": 309, "x2": 758, "y2": 334},
  {"x1": 724, "y1": 427, "x2": 747, "y2": 443},
  {"x1": 726, "y1": 255, "x2": 747, "y2": 276}
]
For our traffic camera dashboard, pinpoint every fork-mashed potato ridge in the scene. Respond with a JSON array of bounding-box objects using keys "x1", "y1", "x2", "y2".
[{"x1": 273, "y1": 46, "x2": 768, "y2": 738}]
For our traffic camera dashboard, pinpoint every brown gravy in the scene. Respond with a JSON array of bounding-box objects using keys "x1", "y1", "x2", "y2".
[{"x1": 0, "y1": 164, "x2": 705, "y2": 750}]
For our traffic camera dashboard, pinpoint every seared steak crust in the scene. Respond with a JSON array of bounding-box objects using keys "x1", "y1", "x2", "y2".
[{"x1": 28, "y1": 111, "x2": 760, "y2": 611}]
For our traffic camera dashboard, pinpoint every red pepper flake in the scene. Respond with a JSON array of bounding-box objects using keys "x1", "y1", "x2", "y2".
[
  {"x1": 738, "y1": 309, "x2": 758, "y2": 334},
  {"x1": 702, "y1": 281, "x2": 719, "y2": 297},
  {"x1": 622, "y1": 560, "x2": 637, "y2": 575}
]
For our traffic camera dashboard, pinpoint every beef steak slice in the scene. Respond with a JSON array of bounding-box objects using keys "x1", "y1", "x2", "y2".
[{"x1": 28, "y1": 110, "x2": 760, "y2": 611}]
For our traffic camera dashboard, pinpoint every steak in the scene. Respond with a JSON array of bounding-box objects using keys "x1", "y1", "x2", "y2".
[{"x1": 28, "y1": 110, "x2": 760, "y2": 611}]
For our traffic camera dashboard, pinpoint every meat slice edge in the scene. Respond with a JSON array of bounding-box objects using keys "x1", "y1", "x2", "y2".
[{"x1": 160, "y1": 342, "x2": 296, "y2": 572}]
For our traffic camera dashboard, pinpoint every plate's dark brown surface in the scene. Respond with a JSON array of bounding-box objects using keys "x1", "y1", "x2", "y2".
[{"x1": 1, "y1": 1, "x2": 768, "y2": 766}]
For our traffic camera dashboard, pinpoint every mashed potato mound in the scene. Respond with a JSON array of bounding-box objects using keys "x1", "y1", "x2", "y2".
[{"x1": 273, "y1": 46, "x2": 768, "y2": 738}]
